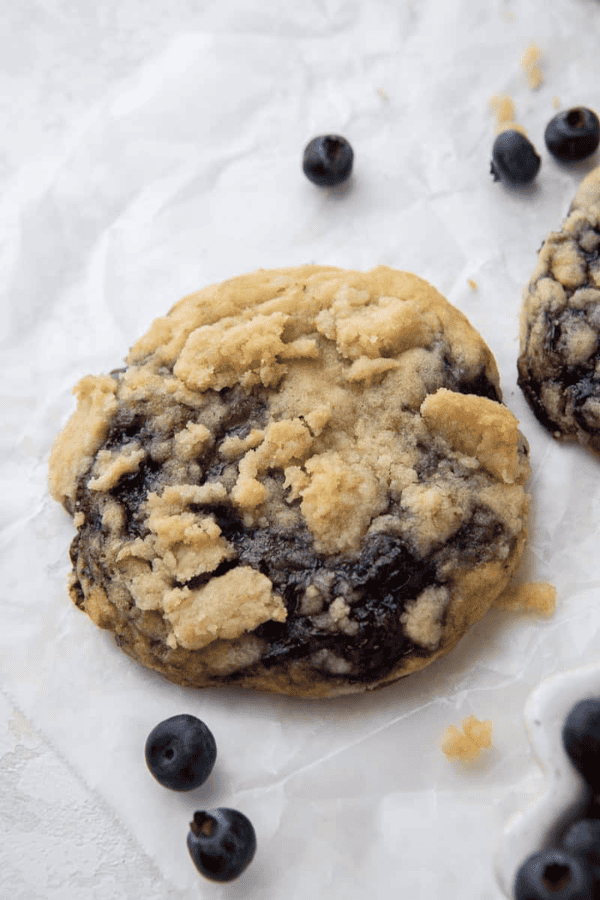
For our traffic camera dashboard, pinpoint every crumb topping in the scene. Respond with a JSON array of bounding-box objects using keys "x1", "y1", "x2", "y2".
[
  {"x1": 163, "y1": 567, "x2": 287, "y2": 650},
  {"x1": 421, "y1": 389, "x2": 524, "y2": 484}
]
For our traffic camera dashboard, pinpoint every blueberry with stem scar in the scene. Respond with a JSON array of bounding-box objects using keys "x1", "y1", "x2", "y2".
[
  {"x1": 545, "y1": 108, "x2": 600, "y2": 162},
  {"x1": 513, "y1": 848, "x2": 595, "y2": 900},
  {"x1": 187, "y1": 808, "x2": 257, "y2": 882},
  {"x1": 145, "y1": 714, "x2": 217, "y2": 791}
]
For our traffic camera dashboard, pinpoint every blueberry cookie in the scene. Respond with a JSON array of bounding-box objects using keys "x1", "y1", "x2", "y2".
[
  {"x1": 518, "y1": 166, "x2": 600, "y2": 450},
  {"x1": 49, "y1": 265, "x2": 530, "y2": 698}
]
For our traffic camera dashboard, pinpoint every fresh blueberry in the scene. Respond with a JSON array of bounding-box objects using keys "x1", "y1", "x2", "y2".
[
  {"x1": 562, "y1": 698, "x2": 600, "y2": 793},
  {"x1": 545, "y1": 108, "x2": 600, "y2": 162},
  {"x1": 145, "y1": 714, "x2": 216, "y2": 791},
  {"x1": 514, "y1": 848, "x2": 596, "y2": 900},
  {"x1": 561, "y1": 818, "x2": 600, "y2": 884},
  {"x1": 490, "y1": 129, "x2": 541, "y2": 186},
  {"x1": 302, "y1": 135, "x2": 354, "y2": 187},
  {"x1": 187, "y1": 807, "x2": 256, "y2": 882}
]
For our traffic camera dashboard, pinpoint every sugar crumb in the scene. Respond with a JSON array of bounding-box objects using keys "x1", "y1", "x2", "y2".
[
  {"x1": 522, "y1": 43, "x2": 543, "y2": 90},
  {"x1": 494, "y1": 581, "x2": 557, "y2": 617},
  {"x1": 441, "y1": 715, "x2": 493, "y2": 762},
  {"x1": 489, "y1": 93, "x2": 528, "y2": 136},
  {"x1": 468, "y1": 278, "x2": 478, "y2": 291}
]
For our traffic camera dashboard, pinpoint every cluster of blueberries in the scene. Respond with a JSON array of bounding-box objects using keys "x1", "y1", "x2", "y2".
[
  {"x1": 491, "y1": 107, "x2": 600, "y2": 187},
  {"x1": 145, "y1": 714, "x2": 256, "y2": 882},
  {"x1": 514, "y1": 697, "x2": 600, "y2": 899},
  {"x1": 301, "y1": 107, "x2": 600, "y2": 192}
]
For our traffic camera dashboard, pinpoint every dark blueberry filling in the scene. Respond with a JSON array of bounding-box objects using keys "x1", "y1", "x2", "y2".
[
  {"x1": 454, "y1": 370, "x2": 501, "y2": 402},
  {"x1": 74, "y1": 461, "x2": 510, "y2": 683},
  {"x1": 441, "y1": 357, "x2": 501, "y2": 403},
  {"x1": 519, "y1": 362, "x2": 600, "y2": 439},
  {"x1": 451, "y1": 506, "x2": 504, "y2": 554},
  {"x1": 517, "y1": 365, "x2": 563, "y2": 435},
  {"x1": 68, "y1": 539, "x2": 86, "y2": 611},
  {"x1": 249, "y1": 531, "x2": 437, "y2": 680},
  {"x1": 104, "y1": 412, "x2": 149, "y2": 449},
  {"x1": 415, "y1": 445, "x2": 448, "y2": 479},
  {"x1": 179, "y1": 506, "x2": 436, "y2": 681},
  {"x1": 569, "y1": 376, "x2": 600, "y2": 431},
  {"x1": 218, "y1": 385, "x2": 270, "y2": 430},
  {"x1": 110, "y1": 459, "x2": 165, "y2": 536}
]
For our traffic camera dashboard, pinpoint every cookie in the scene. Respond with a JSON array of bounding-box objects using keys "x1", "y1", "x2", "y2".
[
  {"x1": 518, "y1": 166, "x2": 600, "y2": 450},
  {"x1": 49, "y1": 265, "x2": 530, "y2": 698}
]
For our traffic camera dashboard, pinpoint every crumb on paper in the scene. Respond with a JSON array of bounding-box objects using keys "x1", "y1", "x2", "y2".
[
  {"x1": 468, "y1": 278, "x2": 478, "y2": 291},
  {"x1": 8, "y1": 710, "x2": 41, "y2": 751},
  {"x1": 494, "y1": 581, "x2": 557, "y2": 617},
  {"x1": 489, "y1": 92, "x2": 516, "y2": 129},
  {"x1": 377, "y1": 87, "x2": 389, "y2": 101},
  {"x1": 441, "y1": 716, "x2": 493, "y2": 762},
  {"x1": 553, "y1": 96, "x2": 561, "y2": 109},
  {"x1": 522, "y1": 43, "x2": 543, "y2": 90},
  {"x1": 489, "y1": 93, "x2": 528, "y2": 136}
]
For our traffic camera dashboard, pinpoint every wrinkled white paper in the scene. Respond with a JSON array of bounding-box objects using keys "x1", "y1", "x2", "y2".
[{"x1": 3, "y1": 1, "x2": 600, "y2": 896}]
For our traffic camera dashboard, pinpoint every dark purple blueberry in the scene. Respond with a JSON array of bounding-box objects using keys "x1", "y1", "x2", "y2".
[
  {"x1": 514, "y1": 848, "x2": 596, "y2": 900},
  {"x1": 145, "y1": 714, "x2": 216, "y2": 791},
  {"x1": 302, "y1": 134, "x2": 354, "y2": 187},
  {"x1": 561, "y1": 818, "x2": 600, "y2": 884},
  {"x1": 562, "y1": 699, "x2": 600, "y2": 793},
  {"x1": 490, "y1": 129, "x2": 541, "y2": 186},
  {"x1": 187, "y1": 808, "x2": 256, "y2": 882},
  {"x1": 544, "y1": 108, "x2": 600, "y2": 162}
]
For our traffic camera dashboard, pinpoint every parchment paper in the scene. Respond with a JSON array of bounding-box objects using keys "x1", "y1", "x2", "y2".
[{"x1": 3, "y1": 1, "x2": 600, "y2": 897}]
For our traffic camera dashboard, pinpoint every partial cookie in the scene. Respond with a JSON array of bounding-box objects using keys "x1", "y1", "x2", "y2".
[
  {"x1": 518, "y1": 166, "x2": 600, "y2": 450},
  {"x1": 49, "y1": 265, "x2": 530, "y2": 698}
]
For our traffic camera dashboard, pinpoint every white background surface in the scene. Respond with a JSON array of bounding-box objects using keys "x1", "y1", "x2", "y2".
[{"x1": 3, "y1": 1, "x2": 600, "y2": 898}]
